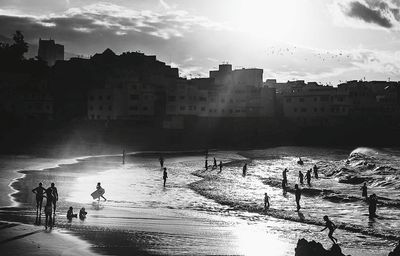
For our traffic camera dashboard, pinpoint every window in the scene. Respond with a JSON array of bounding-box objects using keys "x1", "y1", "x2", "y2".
[
  {"x1": 130, "y1": 106, "x2": 138, "y2": 111},
  {"x1": 91, "y1": 115, "x2": 94, "y2": 119},
  {"x1": 201, "y1": 107, "x2": 205, "y2": 111},
  {"x1": 314, "y1": 97, "x2": 317, "y2": 102},
  {"x1": 320, "y1": 96, "x2": 329, "y2": 102},
  {"x1": 168, "y1": 96, "x2": 176, "y2": 102},
  {"x1": 89, "y1": 106, "x2": 93, "y2": 110},
  {"x1": 199, "y1": 97, "x2": 206, "y2": 102},
  {"x1": 180, "y1": 106, "x2": 186, "y2": 111},
  {"x1": 99, "y1": 96, "x2": 103, "y2": 100},
  {"x1": 108, "y1": 106, "x2": 112, "y2": 111},
  {"x1": 314, "y1": 108, "x2": 317, "y2": 112},
  {"x1": 107, "y1": 95, "x2": 111, "y2": 100},
  {"x1": 294, "y1": 108, "x2": 297, "y2": 112},
  {"x1": 130, "y1": 95, "x2": 139, "y2": 100},
  {"x1": 320, "y1": 107, "x2": 324, "y2": 112},
  {"x1": 143, "y1": 107, "x2": 148, "y2": 111},
  {"x1": 286, "y1": 98, "x2": 292, "y2": 103},
  {"x1": 301, "y1": 108, "x2": 307, "y2": 112},
  {"x1": 99, "y1": 106, "x2": 103, "y2": 110},
  {"x1": 299, "y1": 98, "x2": 304, "y2": 102},
  {"x1": 89, "y1": 96, "x2": 94, "y2": 101},
  {"x1": 180, "y1": 96, "x2": 185, "y2": 100}
]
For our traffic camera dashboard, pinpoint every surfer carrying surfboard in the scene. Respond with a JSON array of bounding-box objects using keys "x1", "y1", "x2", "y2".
[{"x1": 91, "y1": 182, "x2": 107, "y2": 201}]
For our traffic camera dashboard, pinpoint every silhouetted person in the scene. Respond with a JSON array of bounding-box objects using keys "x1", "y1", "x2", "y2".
[
  {"x1": 79, "y1": 207, "x2": 87, "y2": 220},
  {"x1": 306, "y1": 169, "x2": 312, "y2": 186},
  {"x1": 282, "y1": 179, "x2": 287, "y2": 192},
  {"x1": 96, "y1": 182, "x2": 107, "y2": 201},
  {"x1": 213, "y1": 157, "x2": 217, "y2": 168},
  {"x1": 264, "y1": 193, "x2": 270, "y2": 210},
  {"x1": 159, "y1": 155, "x2": 164, "y2": 168},
  {"x1": 282, "y1": 168, "x2": 289, "y2": 186},
  {"x1": 295, "y1": 184, "x2": 302, "y2": 211},
  {"x1": 219, "y1": 161, "x2": 223, "y2": 173},
  {"x1": 44, "y1": 188, "x2": 53, "y2": 230},
  {"x1": 369, "y1": 194, "x2": 378, "y2": 218},
  {"x1": 49, "y1": 183, "x2": 58, "y2": 214},
  {"x1": 242, "y1": 163, "x2": 247, "y2": 177},
  {"x1": 361, "y1": 183, "x2": 368, "y2": 199},
  {"x1": 205, "y1": 159, "x2": 208, "y2": 170},
  {"x1": 205, "y1": 149, "x2": 208, "y2": 159},
  {"x1": 321, "y1": 215, "x2": 338, "y2": 244},
  {"x1": 298, "y1": 171, "x2": 304, "y2": 185},
  {"x1": 122, "y1": 149, "x2": 126, "y2": 164},
  {"x1": 297, "y1": 157, "x2": 303, "y2": 165},
  {"x1": 313, "y1": 165, "x2": 319, "y2": 179},
  {"x1": 67, "y1": 206, "x2": 77, "y2": 220},
  {"x1": 32, "y1": 182, "x2": 46, "y2": 217},
  {"x1": 163, "y1": 167, "x2": 168, "y2": 187}
]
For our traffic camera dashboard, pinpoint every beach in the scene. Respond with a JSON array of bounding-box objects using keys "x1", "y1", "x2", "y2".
[{"x1": 0, "y1": 147, "x2": 399, "y2": 255}]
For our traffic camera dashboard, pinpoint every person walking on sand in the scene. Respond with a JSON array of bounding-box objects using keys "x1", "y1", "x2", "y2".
[
  {"x1": 49, "y1": 183, "x2": 58, "y2": 214},
  {"x1": 361, "y1": 182, "x2": 368, "y2": 199},
  {"x1": 242, "y1": 163, "x2": 247, "y2": 177},
  {"x1": 313, "y1": 165, "x2": 319, "y2": 179},
  {"x1": 32, "y1": 182, "x2": 46, "y2": 216},
  {"x1": 321, "y1": 215, "x2": 338, "y2": 244},
  {"x1": 219, "y1": 161, "x2": 223, "y2": 173},
  {"x1": 298, "y1": 171, "x2": 304, "y2": 185},
  {"x1": 44, "y1": 187, "x2": 53, "y2": 229},
  {"x1": 264, "y1": 193, "x2": 270, "y2": 210},
  {"x1": 306, "y1": 169, "x2": 312, "y2": 186},
  {"x1": 96, "y1": 182, "x2": 107, "y2": 201},
  {"x1": 163, "y1": 167, "x2": 168, "y2": 187},
  {"x1": 205, "y1": 159, "x2": 208, "y2": 170},
  {"x1": 295, "y1": 184, "x2": 302, "y2": 211},
  {"x1": 159, "y1": 155, "x2": 164, "y2": 168},
  {"x1": 282, "y1": 168, "x2": 289, "y2": 186},
  {"x1": 213, "y1": 157, "x2": 217, "y2": 168}
]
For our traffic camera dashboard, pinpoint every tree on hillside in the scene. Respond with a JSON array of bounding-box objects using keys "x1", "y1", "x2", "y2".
[{"x1": 0, "y1": 30, "x2": 28, "y2": 67}]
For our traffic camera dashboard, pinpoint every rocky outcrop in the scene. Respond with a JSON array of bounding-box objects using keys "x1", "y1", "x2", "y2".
[
  {"x1": 294, "y1": 239, "x2": 347, "y2": 256},
  {"x1": 388, "y1": 240, "x2": 400, "y2": 256}
]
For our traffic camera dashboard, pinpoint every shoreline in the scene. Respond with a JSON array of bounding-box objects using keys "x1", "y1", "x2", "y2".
[{"x1": 0, "y1": 150, "x2": 397, "y2": 256}]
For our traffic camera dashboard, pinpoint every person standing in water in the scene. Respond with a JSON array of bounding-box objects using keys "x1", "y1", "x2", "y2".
[
  {"x1": 361, "y1": 183, "x2": 368, "y2": 199},
  {"x1": 242, "y1": 163, "x2": 247, "y2": 177},
  {"x1": 122, "y1": 149, "x2": 126, "y2": 165},
  {"x1": 213, "y1": 157, "x2": 217, "y2": 168},
  {"x1": 264, "y1": 193, "x2": 270, "y2": 210},
  {"x1": 205, "y1": 159, "x2": 208, "y2": 170},
  {"x1": 282, "y1": 168, "x2": 289, "y2": 186},
  {"x1": 96, "y1": 182, "x2": 107, "y2": 201},
  {"x1": 49, "y1": 183, "x2": 58, "y2": 214},
  {"x1": 306, "y1": 169, "x2": 312, "y2": 186},
  {"x1": 321, "y1": 215, "x2": 338, "y2": 244},
  {"x1": 298, "y1": 171, "x2": 304, "y2": 185},
  {"x1": 163, "y1": 167, "x2": 168, "y2": 187},
  {"x1": 219, "y1": 161, "x2": 223, "y2": 173},
  {"x1": 32, "y1": 183, "x2": 46, "y2": 217},
  {"x1": 313, "y1": 165, "x2": 319, "y2": 179},
  {"x1": 79, "y1": 207, "x2": 87, "y2": 220},
  {"x1": 159, "y1": 155, "x2": 164, "y2": 168},
  {"x1": 67, "y1": 206, "x2": 77, "y2": 220},
  {"x1": 369, "y1": 194, "x2": 378, "y2": 218},
  {"x1": 295, "y1": 184, "x2": 302, "y2": 211}
]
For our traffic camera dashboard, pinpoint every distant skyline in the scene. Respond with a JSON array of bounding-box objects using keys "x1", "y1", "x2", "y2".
[{"x1": 1, "y1": 0, "x2": 400, "y2": 84}]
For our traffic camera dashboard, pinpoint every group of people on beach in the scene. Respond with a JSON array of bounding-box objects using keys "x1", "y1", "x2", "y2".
[
  {"x1": 32, "y1": 181, "x2": 89, "y2": 229},
  {"x1": 32, "y1": 182, "x2": 58, "y2": 229}
]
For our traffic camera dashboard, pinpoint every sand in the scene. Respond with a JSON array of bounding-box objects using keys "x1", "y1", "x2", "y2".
[{"x1": 0, "y1": 221, "x2": 99, "y2": 256}]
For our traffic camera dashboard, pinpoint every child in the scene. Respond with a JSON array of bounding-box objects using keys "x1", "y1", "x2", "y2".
[
  {"x1": 79, "y1": 207, "x2": 87, "y2": 220},
  {"x1": 67, "y1": 206, "x2": 77, "y2": 220},
  {"x1": 321, "y1": 215, "x2": 338, "y2": 244}
]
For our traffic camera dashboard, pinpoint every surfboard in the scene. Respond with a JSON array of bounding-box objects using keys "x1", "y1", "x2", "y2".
[{"x1": 91, "y1": 188, "x2": 105, "y2": 199}]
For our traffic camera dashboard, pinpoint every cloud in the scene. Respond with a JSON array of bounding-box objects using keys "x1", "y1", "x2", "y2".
[
  {"x1": 0, "y1": 2, "x2": 227, "y2": 41},
  {"x1": 332, "y1": 0, "x2": 400, "y2": 30}
]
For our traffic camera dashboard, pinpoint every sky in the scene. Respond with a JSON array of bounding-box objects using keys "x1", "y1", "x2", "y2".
[{"x1": 1, "y1": 0, "x2": 400, "y2": 84}]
